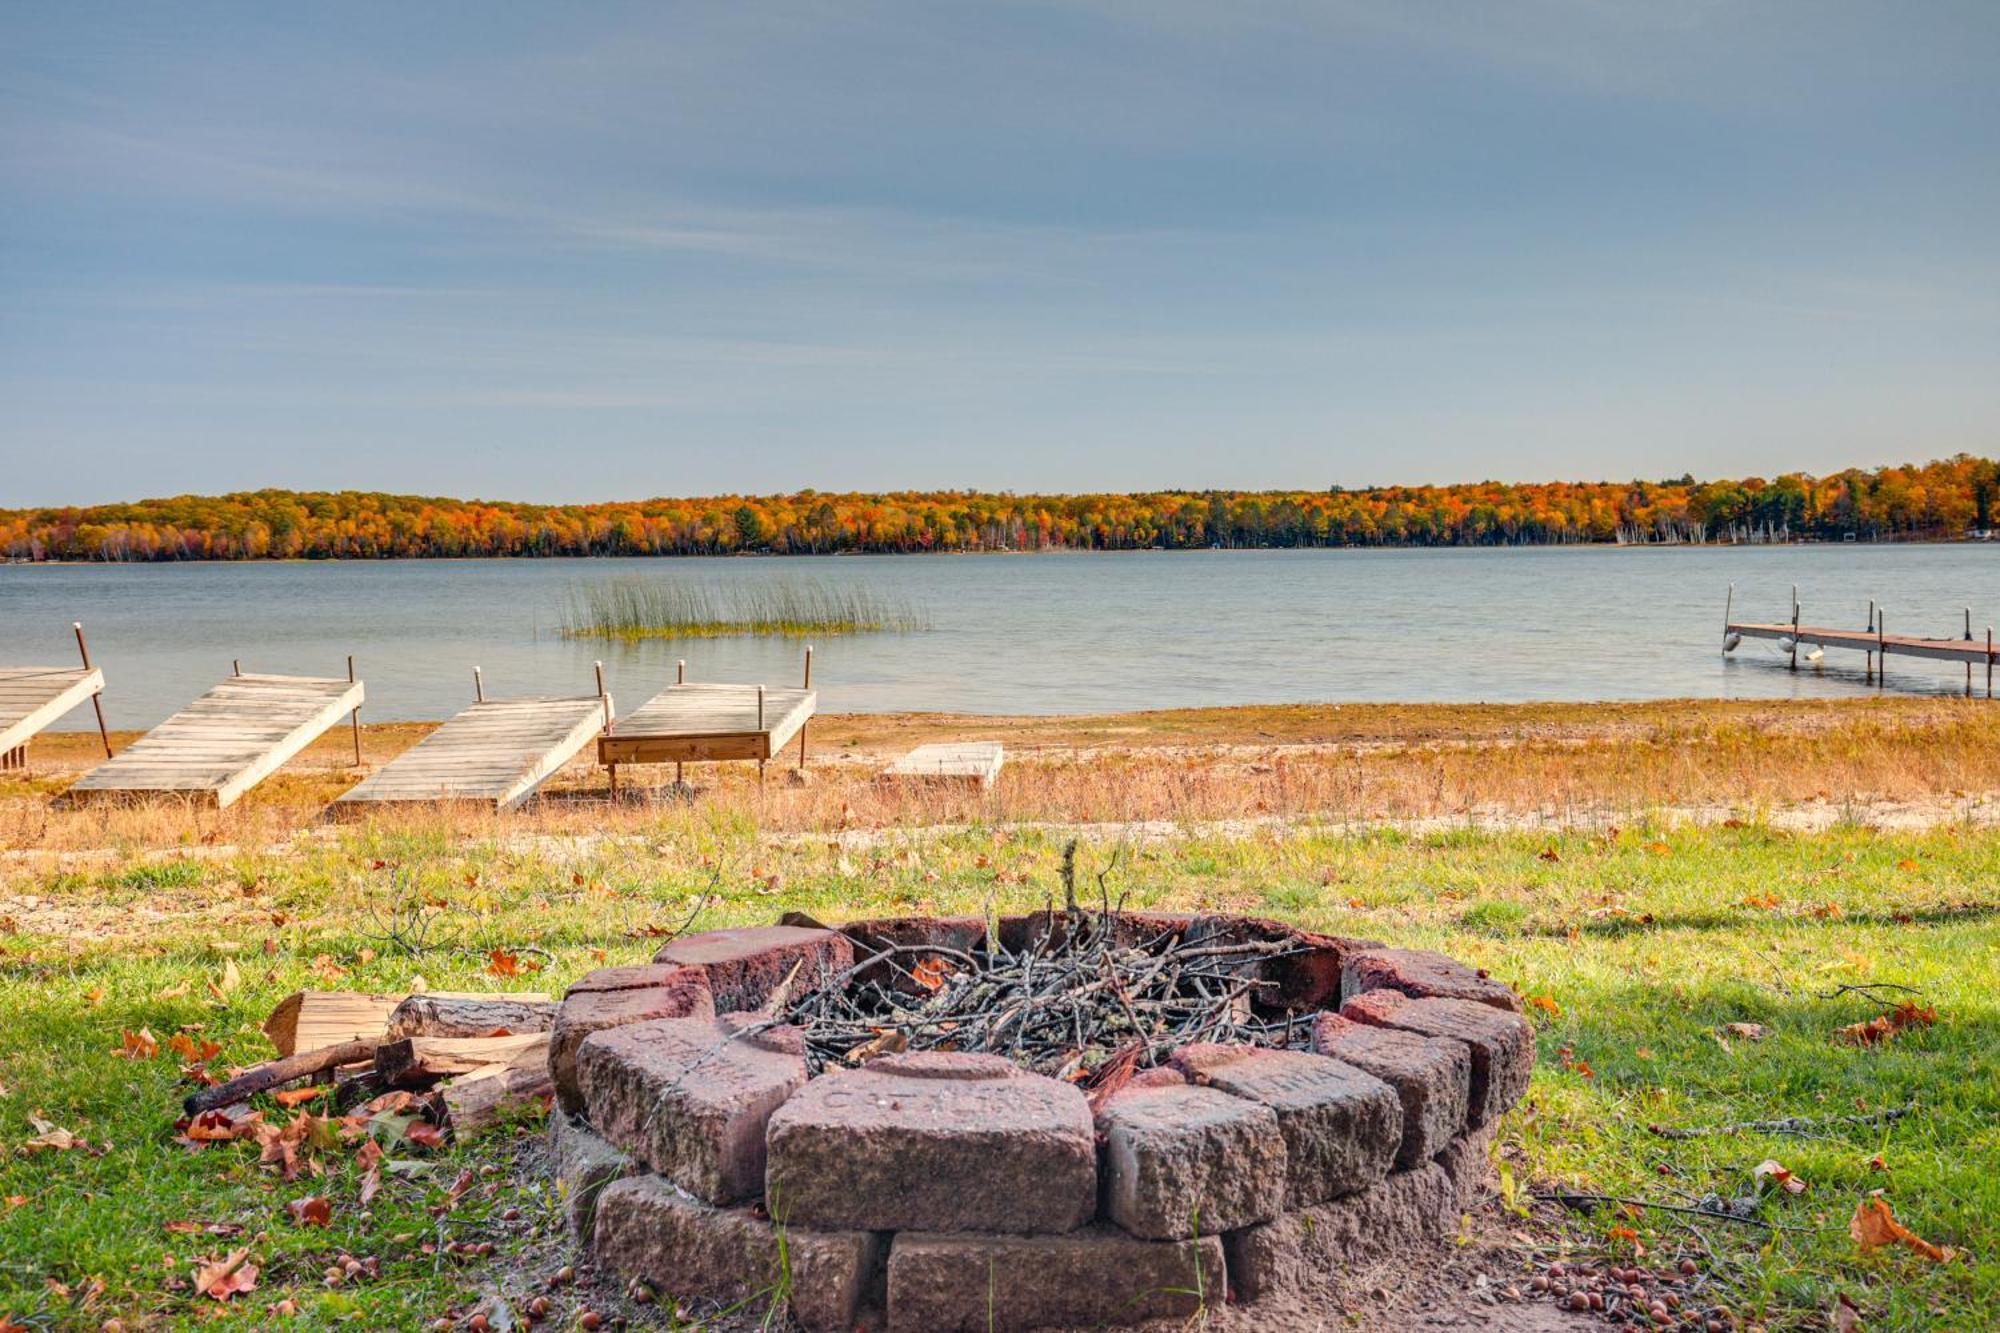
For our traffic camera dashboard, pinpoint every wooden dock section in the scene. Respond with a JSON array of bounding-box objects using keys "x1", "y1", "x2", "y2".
[
  {"x1": 1729, "y1": 621, "x2": 1998, "y2": 668},
  {"x1": 884, "y1": 741, "x2": 1005, "y2": 789},
  {"x1": 69, "y1": 672, "x2": 365, "y2": 808},
  {"x1": 0, "y1": 666, "x2": 106, "y2": 761},
  {"x1": 333, "y1": 695, "x2": 611, "y2": 812},
  {"x1": 599, "y1": 683, "x2": 815, "y2": 766}
]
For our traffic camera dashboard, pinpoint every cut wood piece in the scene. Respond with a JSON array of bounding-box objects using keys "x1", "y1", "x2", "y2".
[
  {"x1": 598, "y1": 682, "x2": 814, "y2": 766},
  {"x1": 264, "y1": 989, "x2": 556, "y2": 1056},
  {"x1": 441, "y1": 1061, "x2": 556, "y2": 1137},
  {"x1": 68, "y1": 672, "x2": 364, "y2": 808},
  {"x1": 384, "y1": 993, "x2": 559, "y2": 1040},
  {"x1": 0, "y1": 666, "x2": 106, "y2": 757},
  {"x1": 377, "y1": 1032, "x2": 549, "y2": 1088},
  {"x1": 184, "y1": 1038, "x2": 385, "y2": 1116},
  {"x1": 884, "y1": 741, "x2": 1005, "y2": 789},
  {"x1": 332, "y1": 695, "x2": 610, "y2": 812}
]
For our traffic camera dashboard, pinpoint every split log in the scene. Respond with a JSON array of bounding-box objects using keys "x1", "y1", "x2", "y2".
[
  {"x1": 440, "y1": 1061, "x2": 556, "y2": 1138},
  {"x1": 262, "y1": 992, "x2": 406, "y2": 1058},
  {"x1": 384, "y1": 993, "x2": 557, "y2": 1041},
  {"x1": 375, "y1": 1032, "x2": 549, "y2": 1089},
  {"x1": 184, "y1": 1038, "x2": 385, "y2": 1116}
]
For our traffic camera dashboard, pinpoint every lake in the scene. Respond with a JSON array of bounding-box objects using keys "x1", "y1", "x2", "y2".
[{"x1": 2, "y1": 546, "x2": 1994, "y2": 729}]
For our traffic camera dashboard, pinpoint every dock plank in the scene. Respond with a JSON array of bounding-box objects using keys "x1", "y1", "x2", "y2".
[
  {"x1": 0, "y1": 667, "x2": 106, "y2": 755},
  {"x1": 69, "y1": 673, "x2": 363, "y2": 808},
  {"x1": 884, "y1": 741, "x2": 1005, "y2": 788},
  {"x1": 599, "y1": 683, "x2": 814, "y2": 765},
  {"x1": 335, "y1": 696, "x2": 610, "y2": 812}
]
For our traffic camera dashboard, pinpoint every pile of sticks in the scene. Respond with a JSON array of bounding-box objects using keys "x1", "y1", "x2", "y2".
[{"x1": 780, "y1": 910, "x2": 1312, "y2": 1083}]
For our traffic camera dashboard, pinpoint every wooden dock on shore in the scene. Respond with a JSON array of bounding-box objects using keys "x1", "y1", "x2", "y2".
[
  {"x1": 69, "y1": 670, "x2": 365, "y2": 807},
  {"x1": 1, "y1": 623, "x2": 113, "y2": 770},
  {"x1": 334, "y1": 692, "x2": 611, "y2": 812}
]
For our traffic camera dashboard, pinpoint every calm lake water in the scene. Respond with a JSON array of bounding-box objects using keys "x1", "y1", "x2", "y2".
[{"x1": 3, "y1": 547, "x2": 1995, "y2": 729}]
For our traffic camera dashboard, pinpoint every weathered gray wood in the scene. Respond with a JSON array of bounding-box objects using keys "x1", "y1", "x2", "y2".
[
  {"x1": 884, "y1": 741, "x2": 1005, "y2": 788},
  {"x1": 0, "y1": 666, "x2": 106, "y2": 755},
  {"x1": 70, "y1": 673, "x2": 364, "y2": 808},
  {"x1": 333, "y1": 695, "x2": 608, "y2": 811},
  {"x1": 1730, "y1": 621, "x2": 1998, "y2": 667},
  {"x1": 376, "y1": 1032, "x2": 549, "y2": 1087},
  {"x1": 598, "y1": 682, "x2": 815, "y2": 765}
]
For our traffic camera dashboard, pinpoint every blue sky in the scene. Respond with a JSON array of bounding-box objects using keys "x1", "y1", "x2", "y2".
[{"x1": 3, "y1": 2, "x2": 1996, "y2": 505}]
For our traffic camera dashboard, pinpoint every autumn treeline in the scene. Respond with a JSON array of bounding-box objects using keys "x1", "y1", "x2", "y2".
[{"x1": 3, "y1": 456, "x2": 1994, "y2": 562}]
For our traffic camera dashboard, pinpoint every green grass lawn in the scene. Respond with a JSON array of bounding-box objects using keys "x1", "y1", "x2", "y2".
[{"x1": 0, "y1": 819, "x2": 1993, "y2": 1329}]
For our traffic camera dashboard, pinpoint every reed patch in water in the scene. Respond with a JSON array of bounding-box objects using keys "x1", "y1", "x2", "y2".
[{"x1": 559, "y1": 576, "x2": 929, "y2": 640}]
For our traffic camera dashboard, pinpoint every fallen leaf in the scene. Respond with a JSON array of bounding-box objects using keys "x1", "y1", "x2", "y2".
[
  {"x1": 1754, "y1": 1159, "x2": 1809, "y2": 1194},
  {"x1": 1833, "y1": 1292, "x2": 1862, "y2": 1333},
  {"x1": 1538, "y1": 847, "x2": 1561, "y2": 863},
  {"x1": 211, "y1": 959, "x2": 242, "y2": 999},
  {"x1": 1525, "y1": 995, "x2": 1562, "y2": 1018},
  {"x1": 1895, "y1": 858, "x2": 1920, "y2": 873},
  {"x1": 273, "y1": 1086, "x2": 329, "y2": 1109},
  {"x1": 910, "y1": 956, "x2": 953, "y2": 993},
  {"x1": 21, "y1": 1121, "x2": 81, "y2": 1153},
  {"x1": 1645, "y1": 841, "x2": 1671, "y2": 856},
  {"x1": 286, "y1": 1195, "x2": 332, "y2": 1227},
  {"x1": 193, "y1": 1247, "x2": 259, "y2": 1301},
  {"x1": 113, "y1": 1027, "x2": 159, "y2": 1060},
  {"x1": 485, "y1": 949, "x2": 521, "y2": 978},
  {"x1": 355, "y1": 1139, "x2": 383, "y2": 1206},
  {"x1": 404, "y1": 1121, "x2": 446, "y2": 1150},
  {"x1": 1834, "y1": 1002, "x2": 1937, "y2": 1048},
  {"x1": 156, "y1": 980, "x2": 192, "y2": 1000},
  {"x1": 1723, "y1": 1022, "x2": 1768, "y2": 1041},
  {"x1": 1850, "y1": 1193, "x2": 1955, "y2": 1263}
]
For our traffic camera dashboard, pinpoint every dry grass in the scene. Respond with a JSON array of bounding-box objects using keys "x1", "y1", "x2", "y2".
[{"x1": 4, "y1": 697, "x2": 1997, "y2": 861}]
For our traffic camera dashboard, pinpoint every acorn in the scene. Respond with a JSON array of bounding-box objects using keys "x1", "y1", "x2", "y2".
[{"x1": 579, "y1": 1315, "x2": 603, "y2": 1332}]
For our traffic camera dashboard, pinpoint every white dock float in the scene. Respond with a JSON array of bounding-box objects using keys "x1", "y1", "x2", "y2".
[
  {"x1": 0, "y1": 666, "x2": 107, "y2": 759},
  {"x1": 68, "y1": 672, "x2": 364, "y2": 808},
  {"x1": 333, "y1": 695, "x2": 611, "y2": 812},
  {"x1": 884, "y1": 741, "x2": 1005, "y2": 788}
]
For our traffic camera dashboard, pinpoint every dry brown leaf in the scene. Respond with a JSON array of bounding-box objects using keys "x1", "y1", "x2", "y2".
[
  {"x1": 285, "y1": 1195, "x2": 332, "y2": 1228},
  {"x1": 112, "y1": 1028, "x2": 159, "y2": 1060},
  {"x1": 1754, "y1": 1159, "x2": 1808, "y2": 1194},
  {"x1": 272, "y1": 1086, "x2": 329, "y2": 1109},
  {"x1": 355, "y1": 1138, "x2": 384, "y2": 1206},
  {"x1": 193, "y1": 1247, "x2": 259, "y2": 1301},
  {"x1": 1723, "y1": 1022, "x2": 1768, "y2": 1041},
  {"x1": 1833, "y1": 1002, "x2": 1937, "y2": 1048},
  {"x1": 1526, "y1": 995, "x2": 1562, "y2": 1017},
  {"x1": 1850, "y1": 1193, "x2": 1955, "y2": 1263}
]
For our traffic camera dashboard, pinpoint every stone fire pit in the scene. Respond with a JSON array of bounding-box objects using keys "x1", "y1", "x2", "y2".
[{"x1": 546, "y1": 913, "x2": 1533, "y2": 1331}]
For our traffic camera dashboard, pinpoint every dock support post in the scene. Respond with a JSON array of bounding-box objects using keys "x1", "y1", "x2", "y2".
[
  {"x1": 1967, "y1": 609, "x2": 1975, "y2": 698},
  {"x1": 473, "y1": 666, "x2": 484, "y2": 703},
  {"x1": 347, "y1": 655, "x2": 362, "y2": 766},
  {"x1": 675, "y1": 659, "x2": 686, "y2": 787},
  {"x1": 1865, "y1": 600, "x2": 1875, "y2": 682},
  {"x1": 1988, "y1": 627, "x2": 1994, "y2": 700},
  {"x1": 1789, "y1": 590, "x2": 1800, "y2": 672},
  {"x1": 1877, "y1": 610, "x2": 1886, "y2": 689},
  {"x1": 596, "y1": 660, "x2": 617, "y2": 800},
  {"x1": 757, "y1": 685, "x2": 767, "y2": 784},
  {"x1": 74, "y1": 621, "x2": 112, "y2": 758},
  {"x1": 1722, "y1": 583, "x2": 1734, "y2": 655},
  {"x1": 797, "y1": 645, "x2": 813, "y2": 770}
]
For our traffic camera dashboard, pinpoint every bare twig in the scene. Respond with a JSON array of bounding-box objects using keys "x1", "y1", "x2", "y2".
[{"x1": 1648, "y1": 1104, "x2": 1913, "y2": 1141}]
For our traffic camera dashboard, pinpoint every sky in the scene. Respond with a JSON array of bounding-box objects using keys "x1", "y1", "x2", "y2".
[{"x1": 3, "y1": 2, "x2": 1997, "y2": 506}]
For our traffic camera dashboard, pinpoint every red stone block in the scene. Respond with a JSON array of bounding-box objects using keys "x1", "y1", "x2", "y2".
[
  {"x1": 1339, "y1": 990, "x2": 1534, "y2": 1128},
  {"x1": 886, "y1": 1227, "x2": 1224, "y2": 1333},
  {"x1": 577, "y1": 1014, "x2": 807, "y2": 1203},
  {"x1": 550, "y1": 964, "x2": 713, "y2": 1113},
  {"x1": 654, "y1": 925, "x2": 854, "y2": 1012},
  {"x1": 1181, "y1": 914, "x2": 1382, "y2": 1013},
  {"x1": 1341, "y1": 947, "x2": 1521, "y2": 1012},
  {"x1": 593, "y1": 1174, "x2": 882, "y2": 1333},
  {"x1": 1171, "y1": 1043, "x2": 1401, "y2": 1205},
  {"x1": 765, "y1": 1051, "x2": 1096, "y2": 1234},
  {"x1": 1224, "y1": 1162, "x2": 1457, "y2": 1301},
  {"x1": 1310, "y1": 1012, "x2": 1472, "y2": 1167},
  {"x1": 837, "y1": 914, "x2": 985, "y2": 993},
  {"x1": 1095, "y1": 1081, "x2": 1286, "y2": 1239}
]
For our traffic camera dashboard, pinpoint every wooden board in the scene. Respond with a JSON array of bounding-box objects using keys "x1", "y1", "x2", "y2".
[
  {"x1": 1730, "y1": 622, "x2": 1998, "y2": 666},
  {"x1": 599, "y1": 682, "x2": 815, "y2": 765},
  {"x1": 67, "y1": 672, "x2": 363, "y2": 808},
  {"x1": 333, "y1": 695, "x2": 609, "y2": 812},
  {"x1": 885, "y1": 741, "x2": 1005, "y2": 788},
  {"x1": 0, "y1": 666, "x2": 105, "y2": 755},
  {"x1": 263, "y1": 989, "x2": 556, "y2": 1057}
]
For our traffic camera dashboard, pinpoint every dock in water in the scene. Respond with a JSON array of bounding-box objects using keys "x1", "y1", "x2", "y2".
[
  {"x1": 1725, "y1": 584, "x2": 1996, "y2": 696},
  {"x1": 334, "y1": 694, "x2": 611, "y2": 812},
  {"x1": 69, "y1": 671, "x2": 365, "y2": 807}
]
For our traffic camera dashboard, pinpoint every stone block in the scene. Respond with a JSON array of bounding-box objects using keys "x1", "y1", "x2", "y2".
[
  {"x1": 1339, "y1": 990, "x2": 1535, "y2": 1128},
  {"x1": 1310, "y1": 1012, "x2": 1472, "y2": 1167},
  {"x1": 547, "y1": 1113, "x2": 635, "y2": 1238},
  {"x1": 1342, "y1": 947, "x2": 1521, "y2": 1012},
  {"x1": 886, "y1": 1227, "x2": 1224, "y2": 1333},
  {"x1": 592, "y1": 1174, "x2": 881, "y2": 1333},
  {"x1": 550, "y1": 964, "x2": 713, "y2": 1113},
  {"x1": 1436, "y1": 1124, "x2": 1496, "y2": 1209},
  {"x1": 1095, "y1": 1082, "x2": 1286, "y2": 1239},
  {"x1": 653, "y1": 925, "x2": 854, "y2": 1012},
  {"x1": 995, "y1": 909, "x2": 1193, "y2": 955},
  {"x1": 1182, "y1": 914, "x2": 1382, "y2": 1013},
  {"x1": 1224, "y1": 1162, "x2": 1457, "y2": 1302},
  {"x1": 1172, "y1": 1043, "x2": 1401, "y2": 1205},
  {"x1": 838, "y1": 914, "x2": 985, "y2": 993},
  {"x1": 766, "y1": 1051, "x2": 1096, "y2": 1234},
  {"x1": 576, "y1": 1014, "x2": 807, "y2": 1203}
]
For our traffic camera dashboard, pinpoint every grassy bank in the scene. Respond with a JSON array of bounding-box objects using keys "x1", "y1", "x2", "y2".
[{"x1": 1, "y1": 698, "x2": 1995, "y2": 1328}]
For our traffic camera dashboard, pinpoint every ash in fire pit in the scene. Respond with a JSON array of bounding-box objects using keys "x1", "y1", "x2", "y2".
[{"x1": 546, "y1": 911, "x2": 1533, "y2": 1332}]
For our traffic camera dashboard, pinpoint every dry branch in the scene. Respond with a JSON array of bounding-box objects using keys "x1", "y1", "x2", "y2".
[{"x1": 184, "y1": 1038, "x2": 384, "y2": 1115}]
